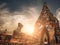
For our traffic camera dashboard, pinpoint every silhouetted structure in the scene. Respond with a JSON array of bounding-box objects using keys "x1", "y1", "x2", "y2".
[
  {"x1": 34, "y1": 2, "x2": 60, "y2": 45},
  {"x1": 0, "y1": 29, "x2": 12, "y2": 45},
  {"x1": 13, "y1": 23, "x2": 23, "y2": 38}
]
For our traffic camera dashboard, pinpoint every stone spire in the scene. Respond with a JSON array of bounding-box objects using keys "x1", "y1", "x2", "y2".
[
  {"x1": 36, "y1": 2, "x2": 59, "y2": 29},
  {"x1": 34, "y1": 2, "x2": 59, "y2": 43},
  {"x1": 42, "y1": 2, "x2": 49, "y2": 12},
  {"x1": 39, "y1": 2, "x2": 53, "y2": 19}
]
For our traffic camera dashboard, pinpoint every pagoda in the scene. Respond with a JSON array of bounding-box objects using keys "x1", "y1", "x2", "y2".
[{"x1": 34, "y1": 2, "x2": 60, "y2": 45}]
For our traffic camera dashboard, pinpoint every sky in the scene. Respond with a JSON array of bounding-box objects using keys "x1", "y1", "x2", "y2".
[{"x1": 0, "y1": 0, "x2": 60, "y2": 35}]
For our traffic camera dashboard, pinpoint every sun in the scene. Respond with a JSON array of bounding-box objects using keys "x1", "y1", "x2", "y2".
[
  {"x1": 27, "y1": 26, "x2": 34, "y2": 34},
  {"x1": 22, "y1": 25, "x2": 34, "y2": 36}
]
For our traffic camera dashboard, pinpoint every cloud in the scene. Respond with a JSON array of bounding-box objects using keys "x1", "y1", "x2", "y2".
[
  {"x1": 56, "y1": 8, "x2": 60, "y2": 27},
  {"x1": 0, "y1": 0, "x2": 41, "y2": 12},
  {"x1": 0, "y1": 6, "x2": 40, "y2": 35},
  {"x1": 56, "y1": 8, "x2": 60, "y2": 21}
]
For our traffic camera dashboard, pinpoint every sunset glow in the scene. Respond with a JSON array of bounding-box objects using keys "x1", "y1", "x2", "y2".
[{"x1": 26, "y1": 25, "x2": 34, "y2": 34}]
